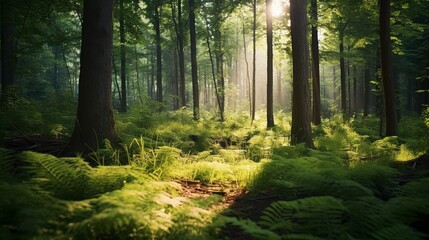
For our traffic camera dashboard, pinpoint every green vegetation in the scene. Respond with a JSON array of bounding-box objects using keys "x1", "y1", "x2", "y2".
[{"x1": 1, "y1": 105, "x2": 428, "y2": 239}]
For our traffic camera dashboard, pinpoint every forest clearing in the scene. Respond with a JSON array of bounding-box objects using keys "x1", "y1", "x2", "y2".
[{"x1": 1, "y1": 0, "x2": 428, "y2": 239}]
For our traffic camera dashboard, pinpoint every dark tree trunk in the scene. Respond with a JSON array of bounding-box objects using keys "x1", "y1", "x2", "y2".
[
  {"x1": 290, "y1": 0, "x2": 314, "y2": 148},
  {"x1": 154, "y1": 5, "x2": 163, "y2": 104},
  {"x1": 1, "y1": 0, "x2": 17, "y2": 103},
  {"x1": 379, "y1": 0, "x2": 397, "y2": 136},
  {"x1": 251, "y1": 0, "x2": 257, "y2": 122},
  {"x1": 339, "y1": 34, "x2": 347, "y2": 118},
  {"x1": 311, "y1": 0, "x2": 321, "y2": 125},
  {"x1": 65, "y1": 0, "x2": 119, "y2": 154},
  {"x1": 177, "y1": 0, "x2": 186, "y2": 107},
  {"x1": 119, "y1": 0, "x2": 127, "y2": 112},
  {"x1": 266, "y1": 0, "x2": 275, "y2": 128},
  {"x1": 363, "y1": 67, "x2": 370, "y2": 116},
  {"x1": 333, "y1": 65, "x2": 337, "y2": 107},
  {"x1": 189, "y1": 0, "x2": 199, "y2": 120},
  {"x1": 353, "y1": 65, "x2": 357, "y2": 114}
]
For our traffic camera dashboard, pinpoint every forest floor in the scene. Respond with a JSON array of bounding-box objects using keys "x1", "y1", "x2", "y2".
[{"x1": 1, "y1": 108, "x2": 429, "y2": 239}]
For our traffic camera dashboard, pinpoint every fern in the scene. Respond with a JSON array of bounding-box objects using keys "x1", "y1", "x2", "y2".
[
  {"x1": 210, "y1": 216, "x2": 281, "y2": 240},
  {"x1": 259, "y1": 196, "x2": 349, "y2": 238},
  {"x1": 371, "y1": 224, "x2": 427, "y2": 240},
  {"x1": 19, "y1": 151, "x2": 92, "y2": 200},
  {"x1": 0, "y1": 148, "x2": 16, "y2": 181}
]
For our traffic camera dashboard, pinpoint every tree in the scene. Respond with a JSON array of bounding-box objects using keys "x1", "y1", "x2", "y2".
[
  {"x1": 251, "y1": 0, "x2": 257, "y2": 122},
  {"x1": 311, "y1": 0, "x2": 321, "y2": 125},
  {"x1": 154, "y1": 4, "x2": 163, "y2": 104},
  {"x1": 290, "y1": 0, "x2": 314, "y2": 148},
  {"x1": 1, "y1": 0, "x2": 17, "y2": 103},
  {"x1": 119, "y1": 0, "x2": 127, "y2": 112},
  {"x1": 64, "y1": 0, "x2": 119, "y2": 154},
  {"x1": 189, "y1": 0, "x2": 199, "y2": 120},
  {"x1": 379, "y1": 0, "x2": 397, "y2": 136},
  {"x1": 266, "y1": 0, "x2": 275, "y2": 128}
]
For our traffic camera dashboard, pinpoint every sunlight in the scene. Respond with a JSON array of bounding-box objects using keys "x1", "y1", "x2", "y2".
[{"x1": 272, "y1": 0, "x2": 287, "y2": 18}]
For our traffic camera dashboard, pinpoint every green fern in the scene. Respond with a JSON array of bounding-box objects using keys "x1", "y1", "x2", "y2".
[
  {"x1": 371, "y1": 224, "x2": 427, "y2": 240},
  {"x1": 259, "y1": 196, "x2": 349, "y2": 238},
  {"x1": 0, "y1": 148, "x2": 16, "y2": 181},
  {"x1": 210, "y1": 216, "x2": 281, "y2": 240}
]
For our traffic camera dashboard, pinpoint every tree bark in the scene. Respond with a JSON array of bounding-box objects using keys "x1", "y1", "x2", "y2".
[
  {"x1": 379, "y1": 0, "x2": 398, "y2": 136},
  {"x1": 154, "y1": 5, "x2": 163, "y2": 104},
  {"x1": 311, "y1": 0, "x2": 321, "y2": 125},
  {"x1": 363, "y1": 67, "x2": 370, "y2": 116},
  {"x1": 189, "y1": 0, "x2": 199, "y2": 120},
  {"x1": 339, "y1": 33, "x2": 347, "y2": 118},
  {"x1": 251, "y1": 0, "x2": 257, "y2": 122},
  {"x1": 177, "y1": 0, "x2": 186, "y2": 107},
  {"x1": 290, "y1": 0, "x2": 314, "y2": 148},
  {"x1": 65, "y1": 0, "x2": 119, "y2": 154},
  {"x1": 119, "y1": 0, "x2": 127, "y2": 112},
  {"x1": 266, "y1": 0, "x2": 275, "y2": 128},
  {"x1": 0, "y1": 0, "x2": 17, "y2": 103}
]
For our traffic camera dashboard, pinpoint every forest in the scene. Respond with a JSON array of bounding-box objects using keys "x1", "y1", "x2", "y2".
[{"x1": 0, "y1": 0, "x2": 428, "y2": 239}]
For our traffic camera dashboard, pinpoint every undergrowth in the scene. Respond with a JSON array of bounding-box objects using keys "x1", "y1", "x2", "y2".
[{"x1": 0, "y1": 108, "x2": 428, "y2": 239}]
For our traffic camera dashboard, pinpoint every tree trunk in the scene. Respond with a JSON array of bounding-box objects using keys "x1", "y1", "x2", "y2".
[
  {"x1": 290, "y1": 0, "x2": 314, "y2": 148},
  {"x1": 266, "y1": 0, "x2": 275, "y2": 128},
  {"x1": 119, "y1": 0, "x2": 127, "y2": 112},
  {"x1": 177, "y1": 0, "x2": 186, "y2": 107},
  {"x1": 65, "y1": 0, "x2": 119, "y2": 154},
  {"x1": 154, "y1": 5, "x2": 163, "y2": 104},
  {"x1": 0, "y1": 0, "x2": 17, "y2": 103},
  {"x1": 333, "y1": 65, "x2": 337, "y2": 108},
  {"x1": 311, "y1": 0, "x2": 321, "y2": 125},
  {"x1": 251, "y1": 0, "x2": 257, "y2": 122},
  {"x1": 189, "y1": 0, "x2": 199, "y2": 120},
  {"x1": 363, "y1": 67, "x2": 370, "y2": 116},
  {"x1": 379, "y1": 0, "x2": 397, "y2": 136},
  {"x1": 339, "y1": 34, "x2": 347, "y2": 118}
]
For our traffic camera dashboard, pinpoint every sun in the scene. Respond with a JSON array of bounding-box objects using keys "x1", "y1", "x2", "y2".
[{"x1": 271, "y1": 0, "x2": 287, "y2": 18}]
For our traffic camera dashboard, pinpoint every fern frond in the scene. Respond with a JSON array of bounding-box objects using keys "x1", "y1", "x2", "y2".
[
  {"x1": 0, "y1": 148, "x2": 16, "y2": 181},
  {"x1": 371, "y1": 224, "x2": 426, "y2": 240},
  {"x1": 211, "y1": 216, "x2": 281, "y2": 240},
  {"x1": 259, "y1": 196, "x2": 348, "y2": 238},
  {"x1": 399, "y1": 178, "x2": 429, "y2": 197},
  {"x1": 19, "y1": 151, "x2": 92, "y2": 200},
  {"x1": 348, "y1": 164, "x2": 399, "y2": 199}
]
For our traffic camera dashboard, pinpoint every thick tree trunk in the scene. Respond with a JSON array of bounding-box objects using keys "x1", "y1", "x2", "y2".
[
  {"x1": 65, "y1": 0, "x2": 119, "y2": 154},
  {"x1": 379, "y1": 0, "x2": 397, "y2": 136},
  {"x1": 189, "y1": 0, "x2": 199, "y2": 120},
  {"x1": 311, "y1": 0, "x2": 321, "y2": 125},
  {"x1": 0, "y1": 0, "x2": 17, "y2": 103},
  {"x1": 119, "y1": 0, "x2": 127, "y2": 112},
  {"x1": 266, "y1": 0, "x2": 275, "y2": 128},
  {"x1": 290, "y1": 0, "x2": 314, "y2": 148}
]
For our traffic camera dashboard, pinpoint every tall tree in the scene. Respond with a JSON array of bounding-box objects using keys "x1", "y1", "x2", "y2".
[
  {"x1": 266, "y1": 0, "x2": 275, "y2": 128},
  {"x1": 154, "y1": 4, "x2": 163, "y2": 104},
  {"x1": 65, "y1": 0, "x2": 119, "y2": 154},
  {"x1": 290, "y1": 0, "x2": 314, "y2": 148},
  {"x1": 379, "y1": 0, "x2": 397, "y2": 136},
  {"x1": 119, "y1": 0, "x2": 127, "y2": 112},
  {"x1": 311, "y1": 0, "x2": 321, "y2": 125},
  {"x1": 0, "y1": 0, "x2": 17, "y2": 103},
  {"x1": 189, "y1": 0, "x2": 199, "y2": 120},
  {"x1": 251, "y1": 0, "x2": 257, "y2": 122}
]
